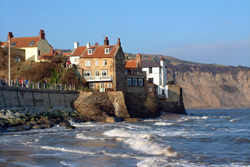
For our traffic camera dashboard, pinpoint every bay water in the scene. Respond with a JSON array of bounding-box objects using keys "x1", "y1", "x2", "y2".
[{"x1": 0, "y1": 109, "x2": 249, "y2": 166}]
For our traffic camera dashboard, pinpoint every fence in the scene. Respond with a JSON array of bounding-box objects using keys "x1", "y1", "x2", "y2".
[{"x1": 0, "y1": 79, "x2": 76, "y2": 91}]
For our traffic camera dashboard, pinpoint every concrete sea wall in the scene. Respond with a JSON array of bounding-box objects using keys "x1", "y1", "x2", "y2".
[{"x1": 0, "y1": 87, "x2": 79, "y2": 109}]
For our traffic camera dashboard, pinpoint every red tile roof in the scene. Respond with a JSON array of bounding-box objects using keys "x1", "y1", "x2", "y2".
[
  {"x1": 0, "y1": 42, "x2": 6, "y2": 47},
  {"x1": 62, "y1": 52, "x2": 71, "y2": 56},
  {"x1": 39, "y1": 53, "x2": 56, "y2": 60},
  {"x1": 5, "y1": 36, "x2": 40, "y2": 48},
  {"x1": 82, "y1": 45, "x2": 118, "y2": 58},
  {"x1": 71, "y1": 46, "x2": 86, "y2": 56},
  {"x1": 125, "y1": 60, "x2": 138, "y2": 70}
]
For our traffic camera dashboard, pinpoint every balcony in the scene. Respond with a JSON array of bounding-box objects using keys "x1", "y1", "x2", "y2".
[{"x1": 84, "y1": 75, "x2": 113, "y2": 82}]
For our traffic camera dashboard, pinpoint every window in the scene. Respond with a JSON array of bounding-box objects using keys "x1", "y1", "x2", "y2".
[
  {"x1": 11, "y1": 42, "x2": 16, "y2": 47},
  {"x1": 28, "y1": 41, "x2": 35, "y2": 46},
  {"x1": 74, "y1": 58, "x2": 79, "y2": 63},
  {"x1": 138, "y1": 79, "x2": 143, "y2": 86},
  {"x1": 108, "y1": 83, "x2": 112, "y2": 88},
  {"x1": 103, "y1": 59, "x2": 107, "y2": 65},
  {"x1": 95, "y1": 60, "x2": 98, "y2": 66},
  {"x1": 101, "y1": 70, "x2": 108, "y2": 77},
  {"x1": 14, "y1": 57, "x2": 20, "y2": 62},
  {"x1": 148, "y1": 78, "x2": 154, "y2": 83},
  {"x1": 149, "y1": 67, "x2": 152, "y2": 73},
  {"x1": 149, "y1": 87, "x2": 153, "y2": 92},
  {"x1": 84, "y1": 70, "x2": 91, "y2": 77},
  {"x1": 95, "y1": 71, "x2": 99, "y2": 76},
  {"x1": 88, "y1": 49, "x2": 92, "y2": 55},
  {"x1": 105, "y1": 48, "x2": 110, "y2": 54},
  {"x1": 127, "y1": 78, "x2": 132, "y2": 86},
  {"x1": 162, "y1": 90, "x2": 165, "y2": 95},
  {"x1": 38, "y1": 50, "x2": 41, "y2": 55},
  {"x1": 133, "y1": 78, "x2": 137, "y2": 86},
  {"x1": 85, "y1": 60, "x2": 91, "y2": 66}
]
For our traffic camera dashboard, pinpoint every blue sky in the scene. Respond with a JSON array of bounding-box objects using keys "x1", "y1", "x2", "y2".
[{"x1": 1, "y1": 0, "x2": 249, "y2": 67}]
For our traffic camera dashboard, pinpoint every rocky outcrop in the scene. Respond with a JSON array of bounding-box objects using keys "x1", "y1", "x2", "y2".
[
  {"x1": 73, "y1": 92, "x2": 130, "y2": 122},
  {"x1": 0, "y1": 107, "x2": 83, "y2": 132}
]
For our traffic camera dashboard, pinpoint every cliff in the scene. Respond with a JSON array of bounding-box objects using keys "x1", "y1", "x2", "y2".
[{"x1": 127, "y1": 53, "x2": 250, "y2": 109}]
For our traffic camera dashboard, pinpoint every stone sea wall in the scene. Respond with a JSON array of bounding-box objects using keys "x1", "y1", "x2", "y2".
[{"x1": 0, "y1": 87, "x2": 79, "y2": 109}]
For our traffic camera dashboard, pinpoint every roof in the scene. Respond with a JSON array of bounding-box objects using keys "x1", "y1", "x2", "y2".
[
  {"x1": 82, "y1": 45, "x2": 118, "y2": 58},
  {"x1": 141, "y1": 60, "x2": 160, "y2": 68},
  {"x1": 125, "y1": 60, "x2": 138, "y2": 70},
  {"x1": 5, "y1": 36, "x2": 40, "y2": 48},
  {"x1": 39, "y1": 53, "x2": 56, "y2": 60},
  {"x1": 71, "y1": 46, "x2": 86, "y2": 56},
  {"x1": 62, "y1": 52, "x2": 71, "y2": 56},
  {"x1": 0, "y1": 42, "x2": 6, "y2": 47}
]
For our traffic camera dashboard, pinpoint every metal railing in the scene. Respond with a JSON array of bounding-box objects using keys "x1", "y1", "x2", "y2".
[
  {"x1": 84, "y1": 75, "x2": 113, "y2": 81},
  {"x1": 0, "y1": 79, "x2": 76, "y2": 91}
]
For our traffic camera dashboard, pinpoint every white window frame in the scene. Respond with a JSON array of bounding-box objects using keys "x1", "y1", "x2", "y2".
[
  {"x1": 84, "y1": 70, "x2": 91, "y2": 77},
  {"x1": 105, "y1": 48, "x2": 110, "y2": 54},
  {"x1": 95, "y1": 71, "x2": 99, "y2": 77},
  {"x1": 108, "y1": 83, "x2": 112, "y2": 88},
  {"x1": 101, "y1": 70, "x2": 108, "y2": 77},
  {"x1": 88, "y1": 49, "x2": 92, "y2": 55},
  {"x1": 103, "y1": 59, "x2": 107, "y2": 66},
  {"x1": 95, "y1": 60, "x2": 98, "y2": 66},
  {"x1": 85, "y1": 60, "x2": 91, "y2": 67}
]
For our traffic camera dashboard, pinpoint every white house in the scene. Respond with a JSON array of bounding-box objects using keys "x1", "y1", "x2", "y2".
[{"x1": 142, "y1": 57, "x2": 168, "y2": 98}]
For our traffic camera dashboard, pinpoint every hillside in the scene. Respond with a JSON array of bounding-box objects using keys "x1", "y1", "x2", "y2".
[{"x1": 127, "y1": 53, "x2": 250, "y2": 109}]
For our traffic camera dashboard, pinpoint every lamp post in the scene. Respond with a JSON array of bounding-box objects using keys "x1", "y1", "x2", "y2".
[{"x1": 8, "y1": 38, "x2": 10, "y2": 86}]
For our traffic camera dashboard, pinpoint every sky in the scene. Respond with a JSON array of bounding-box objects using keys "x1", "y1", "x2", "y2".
[{"x1": 1, "y1": 0, "x2": 249, "y2": 67}]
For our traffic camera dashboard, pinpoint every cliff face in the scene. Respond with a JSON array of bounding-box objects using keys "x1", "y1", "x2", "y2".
[
  {"x1": 168, "y1": 65, "x2": 250, "y2": 109},
  {"x1": 127, "y1": 53, "x2": 250, "y2": 109}
]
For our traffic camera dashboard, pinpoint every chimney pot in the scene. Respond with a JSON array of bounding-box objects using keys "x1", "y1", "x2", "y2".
[
  {"x1": 117, "y1": 38, "x2": 121, "y2": 46},
  {"x1": 74, "y1": 42, "x2": 79, "y2": 49},
  {"x1": 86, "y1": 43, "x2": 91, "y2": 48},
  {"x1": 95, "y1": 42, "x2": 98, "y2": 46},
  {"x1": 104, "y1": 36, "x2": 109, "y2": 45},
  {"x1": 8, "y1": 32, "x2": 13, "y2": 41},
  {"x1": 39, "y1": 29, "x2": 45, "y2": 39}
]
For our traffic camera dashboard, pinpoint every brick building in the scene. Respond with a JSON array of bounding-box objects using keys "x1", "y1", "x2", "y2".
[{"x1": 79, "y1": 37, "x2": 126, "y2": 93}]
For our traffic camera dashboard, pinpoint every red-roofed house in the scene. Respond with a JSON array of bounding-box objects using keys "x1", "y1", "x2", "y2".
[
  {"x1": 1, "y1": 30, "x2": 51, "y2": 62},
  {"x1": 79, "y1": 37, "x2": 126, "y2": 93},
  {"x1": 70, "y1": 42, "x2": 86, "y2": 67}
]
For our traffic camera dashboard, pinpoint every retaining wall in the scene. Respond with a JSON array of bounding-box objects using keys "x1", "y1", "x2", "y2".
[{"x1": 0, "y1": 87, "x2": 79, "y2": 109}]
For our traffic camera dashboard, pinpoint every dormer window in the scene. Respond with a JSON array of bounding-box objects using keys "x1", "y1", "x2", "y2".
[
  {"x1": 11, "y1": 42, "x2": 16, "y2": 47},
  {"x1": 88, "y1": 49, "x2": 92, "y2": 55},
  {"x1": 28, "y1": 41, "x2": 35, "y2": 46},
  {"x1": 105, "y1": 48, "x2": 110, "y2": 54}
]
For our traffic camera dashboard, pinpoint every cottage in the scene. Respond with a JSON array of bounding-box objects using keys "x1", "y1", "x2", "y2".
[
  {"x1": 1, "y1": 30, "x2": 52, "y2": 62},
  {"x1": 78, "y1": 37, "x2": 126, "y2": 93},
  {"x1": 142, "y1": 57, "x2": 168, "y2": 98}
]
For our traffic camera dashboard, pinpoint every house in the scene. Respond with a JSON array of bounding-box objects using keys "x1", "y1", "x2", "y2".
[
  {"x1": 1, "y1": 30, "x2": 51, "y2": 62},
  {"x1": 142, "y1": 57, "x2": 168, "y2": 98},
  {"x1": 38, "y1": 45, "x2": 58, "y2": 62},
  {"x1": 70, "y1": 42, "x2": 86, "y2": 67},
  {"x1": 79, "y1": 37, "x2": 126, "y2": 93},
  {"x1": 125, "y1": 53, "x2": 146, "y2": 93}
]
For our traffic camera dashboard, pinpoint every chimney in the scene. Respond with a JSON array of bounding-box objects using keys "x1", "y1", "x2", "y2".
[
  {"x1": 74, "y1": 42, "x2": 79, "y2": 49},
  {"x1": 125, "y1": 54, "x2": 128, "y2": 60},
  {"x1": 39, "y1": 29, "x2": 45, "y2": 39},
  {"x1": 50, "y1": 45, "x2": 53, "y2": 54},
  {"x1": 136, "y1": 53, "x2": 142, "y2": 70},
  {"x1": 148, "y1": 57, "x2": 151, "y2": 60},
  {"x1": 7, "y1": 32, "x2": 13, "y2": 41},
  {"x1": 104, "y1": 36, "x2": 109, "y2": 45},
  {"x1": 95, "y1": 42, "x2": 98, "y2": 46},
  {"x1": 161, "y1": 57, "x2": 164, "y2": 61},
  {"x1": 86, "y1": 43, "x2": 91, "y2": 48},
  {"x1": 117, "y1": 38, "x2": 121, "y2": 46}
]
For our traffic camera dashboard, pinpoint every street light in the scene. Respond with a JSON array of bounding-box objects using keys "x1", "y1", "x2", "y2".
[{"x1": 9, "y1": 38, "x2": 10, "y2": 86}]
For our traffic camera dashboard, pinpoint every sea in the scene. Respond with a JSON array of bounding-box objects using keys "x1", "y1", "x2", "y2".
[{"x1": 0, "y1": 109, "x2": 249, "y2": 167}]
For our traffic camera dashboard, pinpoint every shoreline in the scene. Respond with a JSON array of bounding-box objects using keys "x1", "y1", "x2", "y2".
[{"x1": 0, "y1": 107, "x2": 84, "y2": 133}]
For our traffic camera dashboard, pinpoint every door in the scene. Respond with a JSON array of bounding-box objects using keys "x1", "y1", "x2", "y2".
[{"x1": 100, "y1": 82, "x2": 105, "y2": 92}]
